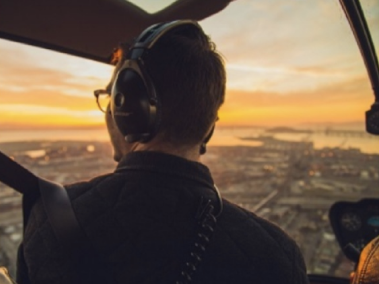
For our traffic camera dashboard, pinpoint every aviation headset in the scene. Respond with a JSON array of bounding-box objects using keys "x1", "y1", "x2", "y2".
[{"x1": 111, "y1": 20, "x2": 206, "y2": 144}]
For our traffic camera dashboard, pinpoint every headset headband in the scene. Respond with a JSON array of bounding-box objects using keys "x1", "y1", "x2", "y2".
[{"x1": 133, "y1": 20, "x2": 201, "y2": 49}]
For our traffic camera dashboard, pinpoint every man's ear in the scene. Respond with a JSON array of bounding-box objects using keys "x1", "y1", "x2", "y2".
[{"x1": 200, "y1": 124, "x2": 216, "y2": 155}]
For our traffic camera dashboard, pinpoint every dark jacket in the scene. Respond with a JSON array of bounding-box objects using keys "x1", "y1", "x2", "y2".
[{"x1": 22, "y1": 151, "x2": 309, "y2": 284}]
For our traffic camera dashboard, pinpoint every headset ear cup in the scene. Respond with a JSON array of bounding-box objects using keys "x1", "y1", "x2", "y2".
[
  {"x1": 109, "y1": 21, "x2": 201, "y2": 143},
  {"x1": 111, "y1": 67, "x2": 156, "y2": 142}
]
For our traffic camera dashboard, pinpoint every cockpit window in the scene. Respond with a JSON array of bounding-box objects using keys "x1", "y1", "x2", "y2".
[
  {"x1": 128, "y1": 0, "x2": 176, "y2": 13},
  {"x1": 361, "y1": 0, "x2": 379, "y2": 55},
  {"x1": 0, "y1": 0, "x2": 378, "y2": 279}
]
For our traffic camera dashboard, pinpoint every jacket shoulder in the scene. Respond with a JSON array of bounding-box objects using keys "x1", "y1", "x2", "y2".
[
  {"x1": 65, "y1": 173, "x2": 113, "y2": 196},
  {"x1": 201, "y1": 199, "x2": 309, "y2": 284},
  {"x1": 23, "y1": 173, "x2": 112, "y2": 283}
]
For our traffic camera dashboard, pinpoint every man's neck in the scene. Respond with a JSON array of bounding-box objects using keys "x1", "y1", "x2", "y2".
[{"x1": 130, "y1": 142, "x2": 201, "y2": 162}]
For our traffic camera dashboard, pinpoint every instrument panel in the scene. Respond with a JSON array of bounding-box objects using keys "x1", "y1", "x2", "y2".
[{"x1": 329, "y1": 198, "x2": 379, "y2": 262}]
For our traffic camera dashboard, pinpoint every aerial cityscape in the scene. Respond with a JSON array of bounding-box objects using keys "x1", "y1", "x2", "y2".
[
  {"x1": 1, "y1": 0, "x2": 378, "y2": 281},
  {"x1": 0, "y1": 133, "x2": 378, "y2": 278}
]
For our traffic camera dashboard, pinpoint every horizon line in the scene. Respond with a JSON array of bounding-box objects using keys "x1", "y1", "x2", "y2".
[{"x1": 0, "y1": 120, "x2": 366, "y2": 131}]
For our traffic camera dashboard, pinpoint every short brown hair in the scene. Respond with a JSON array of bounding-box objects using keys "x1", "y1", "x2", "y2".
[{"x1": 113, "y1": 24, "x2": 226, "y2": 146}]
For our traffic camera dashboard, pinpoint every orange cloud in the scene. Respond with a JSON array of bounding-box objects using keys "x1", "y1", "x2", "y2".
[
  {"x1": 1, "y1": 0, "x2": 378, "y2": 131},
  {"x1": 0, "y1": 74, "x2": 373, "y2": 129},
  {"x1": 218, "y1": 75, "x2": 373, "y2": 126},
  {"x1": 1, "y1": 90, "x2": 97, "y2": 111}
]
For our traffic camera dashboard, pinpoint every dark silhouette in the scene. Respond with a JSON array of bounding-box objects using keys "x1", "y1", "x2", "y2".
[
  {"x1": 18, "y1": 20, "x2": 309, "y2": 284},
  {"x1": 0, "y1": 0, "x2": 235, "y2": 61}
]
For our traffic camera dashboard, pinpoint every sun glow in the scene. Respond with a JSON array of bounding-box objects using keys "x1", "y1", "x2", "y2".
[{"x1": 0, "y1": 0, "x2": 378, "y2": 130}]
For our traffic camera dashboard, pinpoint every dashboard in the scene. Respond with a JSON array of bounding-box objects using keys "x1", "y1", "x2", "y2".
[{"x1": 329, "y1": 198, "x2": 379, "y2": 262}]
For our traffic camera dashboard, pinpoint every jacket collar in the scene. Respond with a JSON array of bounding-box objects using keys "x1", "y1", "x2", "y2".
[{"x1": 115, "y1": 151, "x2": 214, "y2": 188}]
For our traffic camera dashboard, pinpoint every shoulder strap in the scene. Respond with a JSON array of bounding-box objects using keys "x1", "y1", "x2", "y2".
[
  {"x1": 39, "y1": 179, "x2": 107, "y2": 284},
  {"x1": 0, "y1": 151, "x2": 88, "y2": 283},
  {"x1": 38, "y1": 179, "x2": 86, "y2": 251},
  {"x1": 0, "y1": 151, "x2": 85, "y2": 249}
]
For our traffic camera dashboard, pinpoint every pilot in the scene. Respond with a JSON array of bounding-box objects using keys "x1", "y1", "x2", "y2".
[{"x1": 20, "y1": 21, "x2": 309, "y2": 284}]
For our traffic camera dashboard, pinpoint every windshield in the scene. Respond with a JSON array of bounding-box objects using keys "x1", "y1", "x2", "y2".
[
  {"x1": 362, "y1": 0, "x2": 379, "y2": 56},
  {"x1": 0, "y1": 0, "x2": 378, "y2": 279}
]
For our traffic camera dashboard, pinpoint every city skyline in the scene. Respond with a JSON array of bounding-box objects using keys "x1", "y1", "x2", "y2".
[{"x1": 1, "y1": 137, "x2": 378, "y2": 278}]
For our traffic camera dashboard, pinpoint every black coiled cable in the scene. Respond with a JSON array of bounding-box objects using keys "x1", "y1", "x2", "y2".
[{"x1": 176, "y1": 198, "x2": 218, "y2": 284}]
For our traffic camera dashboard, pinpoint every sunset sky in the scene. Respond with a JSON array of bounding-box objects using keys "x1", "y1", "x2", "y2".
[{"x1": 0, "y1": 0, "x2": 378, "y2": 130}]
